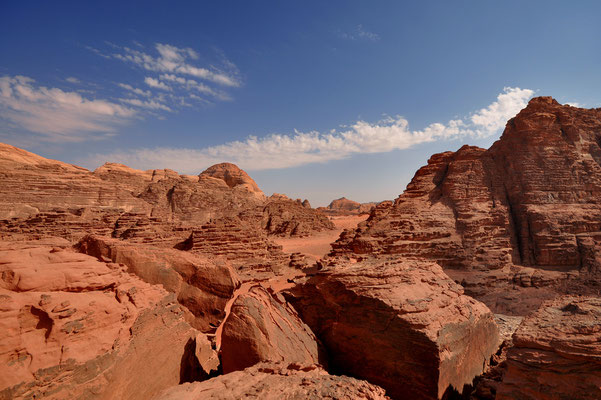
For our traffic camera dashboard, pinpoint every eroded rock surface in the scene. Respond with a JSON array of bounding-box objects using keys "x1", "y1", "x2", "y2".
[
  {"x1": 220, "y1": 285, "x2": 323, "y2": 373},
  {"x1": 0, "y1": 240, "x2": 203, "y2": 400},
  {"x1": 76, "y1": 235, "x2": 240, "y2": 332},
  {"x1": 155, "y1": 362, "x2": 390, "y2": 400},
  {"x1": 288, "y1": 257, "x2": 499, "y2": 400},
  {"x1": 496, "y1": 296, "x2": 601, "y2": 400}
]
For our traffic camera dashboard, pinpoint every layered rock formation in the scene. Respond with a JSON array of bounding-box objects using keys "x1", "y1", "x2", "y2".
[
  {"x1": 496, "y1": 296, "x2": 601, "y2": 400},
  {"x1": 329, "y1": 98, "x2": 601, "y2": 313},
  {"x1": 288, "y1": 257, "x2": 499, "y2": 400},
  {"x1": 156, "y1": 362, "x2": 390, "y2": 400},
  {"x1": 0, "y1": 143, "x2": 333, "y2": 244},
  {"x1": 220, "y1": 286, "x2": 323, "y2": 373},
  {"x1": 0, "y1": 240, "x2": 203, "y2": 400}
]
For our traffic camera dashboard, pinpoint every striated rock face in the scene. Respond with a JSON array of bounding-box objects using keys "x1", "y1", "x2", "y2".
[
  {"x1": 496, "y1": 296, "x2": 601, "y2": 400},
  {"x1": 331, "y1": 98, "x2": 601, "y2": 272},
  {"x1": 288, "y1": 257, "x2": 499, "y2": 400},
  {"x1": 0, "y1": 240, "x2": 203, "y2": 400},
  {"x1": 76, "y1": 235, "x2": 240, "y2": 332},
  {"x1": 155, "y1": 362, "x2": 390, "y2": 400},
  {"x1": 0, "y1": 143, "x2": 333, "y2": 243},
  {"x1": 0, "y1": 143, "x2": 149, "y2": 222},
  {"x1": 176, "y1": 218, "x2": 293, "y2": 281},
  {"x1": 220, "y1": 286, "x2": 323, "y2": 373}
]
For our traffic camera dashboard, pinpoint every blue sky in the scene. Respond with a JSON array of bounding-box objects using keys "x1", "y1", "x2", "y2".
[{"x1": 1, "y1": 1, "x2": 600, "y2": 205}]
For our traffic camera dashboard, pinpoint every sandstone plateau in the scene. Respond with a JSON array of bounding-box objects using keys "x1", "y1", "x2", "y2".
[{"x1": 1, "y1": 97, "x2": 601, "y2": 399}]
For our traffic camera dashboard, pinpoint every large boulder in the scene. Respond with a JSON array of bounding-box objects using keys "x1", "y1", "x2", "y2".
[
  {"x1": 496, "y1": 296, "x2": 601, "y2": 400},
  {"x1": 0, "y1": 240, "x2": 204, "y2": 400},
  {"x1": 220, "y1": 285, "x2": 323, "y2": 373},
  {"x1": 155, "y1": 362, "x2": 389, "y2": 400},
  {"x1": 288, "y1": 257, "x2": 499, "y2": 400}
]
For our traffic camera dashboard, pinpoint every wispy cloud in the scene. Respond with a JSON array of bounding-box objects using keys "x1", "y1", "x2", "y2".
[
  {"x1": 144, "y1": 76, "x2": 171, "y2": 91},
  {"x1": 118, "y1": 83, "x2": 152, "y2": 97},
  {"x1": 87, "y1": 87, "x2": 534, "y2": 173},
  {"x1": 338, "y1": 25, "x2": 380, "y2": 42},
  {"x1": 112, "y1": 43, "x2": 240, "y2": 87},
  {"x1": 0, "y1": 75, "x2": 136, "y2": 142},
  {"x1": 86, "y1": 41, "x2": 240, "y2": 107},
  {"x1": 65, "y1": 77, "x2": 81, "y2": 84}
]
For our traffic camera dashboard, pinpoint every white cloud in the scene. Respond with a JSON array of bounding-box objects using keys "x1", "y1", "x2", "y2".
[
  {"x1": 113, "y1": 43, "x2": 240, "y2": 87},
  {"x1": 118, "y1": 83, "x2": 152, "y2": 97},
  {"x1": 470, "y1": 87, "x2": 534, "y2": 134},
  {"x1": 66, "y1": 77, "x2": 81, "y2": 84},
  {"x1": 144, "y1": 76, "x2": 171, "y2": 91},
  {"x1": 0, "y1": 75, "x2": 136, "y2": 142},
  {"x1": 89, "y1": 87, "x2": 535, "y2": 173}
]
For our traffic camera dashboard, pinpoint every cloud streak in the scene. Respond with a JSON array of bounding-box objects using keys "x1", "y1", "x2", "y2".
[
  {"x1": 112, "y1": 43, "x2": 240, "y2": 88},
  {"x1": 89, "y1": 87, "x2": 534, "y2": 173},
  {"x1": 0, "y1": 75, "x2": 136, "y2": 142}
]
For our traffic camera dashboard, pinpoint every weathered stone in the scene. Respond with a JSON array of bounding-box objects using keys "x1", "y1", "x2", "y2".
[
  {"x1": 496, "y1": 296, "x2": 601, "y2": 400},
  {"x1": 220, "y1": 285, "x2": 323, "y2": 373},
  {"x1": 0, "y1": 240, "x2": 203, "y2": 400},
  {"x1": 155, "y1": 362, "x2": 390, "y2": 400}
]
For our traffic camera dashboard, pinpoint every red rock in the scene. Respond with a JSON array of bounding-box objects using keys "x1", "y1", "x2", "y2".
[
  {"x1": 0, "y1": 145, "x2": 333, "y2": 244},
  {"x1": 76, "y1": 235, "x2": 240, "y2": 332},
  {"x1": 318, "y1": 197, "x2": 378, "y2": 216},
  {"x1": 288, "y1": 257, "x2": 499, "y2": 400},
  {"x1": 200, "y1": 162, "x2": 263, "y2": 195},
  {"x1": 496, "y1": 296, "x2": 601, "y2": 400},
  {"x1": 328, "y1": 99, "x2": 601, "y2": 314},
  {"x1": 220, "y1": 285, "x2": 323, "y2": 373},
  {"x1": 0, "y1": 240, "x2": 206, "y2": 400},
  {"x1": 155, "y1": 362, "x2": 390, "y2": 400},
  {"x1": 261, "y1": 196, "x2": 335, "y2": 237}
]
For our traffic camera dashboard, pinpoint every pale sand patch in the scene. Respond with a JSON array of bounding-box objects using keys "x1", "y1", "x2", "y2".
[{"x1": 274, "y1": 215, "x2": 368, "y2": 261}]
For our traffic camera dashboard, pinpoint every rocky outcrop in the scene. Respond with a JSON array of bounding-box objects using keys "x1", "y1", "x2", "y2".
[
  {"x1": 0, "y1": 240, "x2": 204, "y2": 400},
  {"x1": 496, "y1": 296, "x2": 601, "y2": 400},
  {"x1": 288, "y1": 257, "x2": 499, "y2": 400},
  {"x1": 220, "y1": 286, "x2": 323, "y2": 373},
  {"x1": 332, "y1": 98, "x2": 601, "y2": 271},
  {"x1": 76, "y1": 235, "x2": 240, "y2": 332},
  {"x1": 326, "y1": 99, "x2": 601, "y2": 315},
  {"x1": 318, "y1": 197, "x2": 378, "y2": 216},
  {"x1": 200, "y1": 162, "x2": 263, "y2": 195},
  {"x1": 155, "y1": 362, "x2": 390, "y2": 400},
  {"x1": 262, "y1": 197, "x2": 335, "y2": 237}
]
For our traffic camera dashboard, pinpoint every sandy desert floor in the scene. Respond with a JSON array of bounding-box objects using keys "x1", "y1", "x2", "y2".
[{"x1": 274, "y1": 214, "x2": 368, "y2": 261}]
